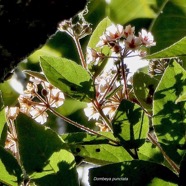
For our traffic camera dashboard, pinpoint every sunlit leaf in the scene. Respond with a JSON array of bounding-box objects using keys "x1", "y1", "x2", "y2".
[
  {"x1": 69, "y1": 143, "x2": 133, "y2": 165},
  {"x1": 0, "y1": 146, "x2": 22, "y2": 185},
  {"x1": 62, "y1": 131, "x2": 119, "y2": 143},
  {"x1": 133, "y1": 72, "x2": 159, "y2": 112},
  {"x1": 0, "y1": 108, "x2": 6, "y2": 146},
  {"x1": 138, "y1": 141, "x2": 164, "y2": 163},
  {"x1": 0, "y1": 91, "x2": 3, "y2": 111},
  {"x1": 0, "y1": 81, "x2": 18, "y2": 106},
  {"x1": 147, "y1": 37, "x2": 186, "y2": 59},
  {"x1": 0, "y1": 92, "x2": 6, "y2": 145},
  {"x1": 40, "y1": 56, "x2": 94, "y2": 101},
  {"x1": 112, "y1": 100, "x2": 148, "y2": 149},
  {"x1": 16, "y1": 114, "x2": 78, "y2": 185},
  {"x1": 89, "y1": 160, "x2": 178, "y2": 186},
  {"x1": 62, "y1": 132, "x2": 133, "y2": 164},
  {"x1": 31, "y1": 149, "x2": 78, "y2": 186},
  {"x1": 153, "y1": 61, "x2": 186, "y2": 164},
  {"x1": 87, "y1": 17, "x2": 111, "y2": 51},
  {"x1": 175, "y1": 91, "x2": 186, "y2": 104}
]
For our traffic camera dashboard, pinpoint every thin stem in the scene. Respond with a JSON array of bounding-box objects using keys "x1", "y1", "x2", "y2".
[
  {"x1": 73, "y1": 36, "x2": 87, "y2": 69},
  {"x1": 120, "y1": 56, "x2": 129, "y2": 99},
  {"x1": 49, "y1": 106, "x2": 118, "y2": 145},
  {"x1": 149, "y1": 0, "x2": 168, "y2": 31},
  {"x1": 92, "y1": 99, "x2": 113, "y2": 131},
  {"x1": 99, "y1": 71, "x2": 120, "y2": 104},
  {"x1": 148, "y1": 133, "x2": 180, "y2": 174},
  {"x1": 49, "y1": 106, "x2": 140, "y2": 159}
]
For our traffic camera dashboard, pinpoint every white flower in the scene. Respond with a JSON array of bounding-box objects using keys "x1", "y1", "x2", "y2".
[
  {"x1": 29, "y1": 105, "x2": 48, "y2": 124},
  {"x1": 102, "y1": 90, "x2": 124, "y2": 120},
  {"x1": 105, "y1": 24, "x2": 124, "y2": 41},
  {"x1": 84, "y1": 102, "x2": 100, "y2": 121},
  {"x1": 29, "y1": 76, "x2": 42, "y2": 85},
  {"x1": 124, "y1": 25, "x2": 135, "y2": 38},
  {"x1": 48, "y1": 88, "x2": 65, "y2": 108},
  {"x1": 96, "y1": 34, "x2": 109, "y2": 47},
  {"x1": 97, "y1": 24, "x2": 124, "y2": 48},
  {"x1": 95, "y1": 75, "x2": 110, "y2": 96},
  {"x1": 125, "y1": 35, "x2": 141, "y2": 50},
  {"x1": 18, "y1": 95, "x2": 32, "y2": 115},
  {"x1": 5, "y1": 107, "x2": 19, "y2": 121},
  {"x1": 24, "y1": 82, "x2": 37, "y2": 97},
  {"x1": 86, "y1": 48, "x2": 105, "y2": 65},
  {"x1": 95, "y1": 122, "x2": 109, "y2": 132},
  {"x1": 42, "y1": 81, "x2": 65, "y2": 108},
  {"x1": 102, "y1": 106, "x2": 116, "y2": 120},
  {"x1": 139, "y1": 29, "x2": 156, "y2": 47}
]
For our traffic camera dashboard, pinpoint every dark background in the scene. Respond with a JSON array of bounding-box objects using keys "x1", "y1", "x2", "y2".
[{"x1": 0, "y1": 0, "x2": 87, "y2": 82}]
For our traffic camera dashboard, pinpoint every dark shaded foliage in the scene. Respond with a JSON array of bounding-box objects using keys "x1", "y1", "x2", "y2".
[{"x1": 0, "y1": 0, "x2": 87, "y2": 82}]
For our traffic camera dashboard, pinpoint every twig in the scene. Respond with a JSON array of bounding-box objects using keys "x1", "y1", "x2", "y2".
[{"x1": 148, "y1": 133, "x2": 180, "y2": 174}]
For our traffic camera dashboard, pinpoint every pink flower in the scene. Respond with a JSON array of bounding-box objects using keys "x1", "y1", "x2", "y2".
[
  {"x1": 124, "y1": 25, "x2": 135, "y2": 38},
  {"x1": 125, "y1": 35, "x2": 141, "y2": 50},
  {"x1": 96, "y1": 24, "x2": 124, "y2": 47},
  {"x1": 105, "y1": 24, "x2": 124, "y2": 41},
  {"x1": 86, "y1": 48, "x2": 105, "y2": 65},
  {"x1": 96, "y1": 34, "x2": 110, "y2": 47},
  {"x1": 139, "y1": 29, "x2": 156, "y2": 47}
]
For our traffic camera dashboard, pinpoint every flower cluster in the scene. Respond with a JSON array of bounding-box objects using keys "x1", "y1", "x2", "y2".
[
  {"x1": 99, "y1": 24, "x2": 155, "y2": 51},
  {"x1": 18, "y1": 76, "x2": 65, "y2": 124},
  {"x1": 148, "y1": 58, "x2": 182, "y2": 76},
  {"x1": 84, "y1": 24, "x2": 156, "y2": 131},
  {"x1": 86, "y1": 24, "x2": 155, "y2": 65},
  {"x1": 58, "y1": 19, "x2": 92, "y2": 39},
  {"x1": 84, "y1": 63, "x2": 125, "y2": 130},
  {"x1": 5, "y1": 107, "x2": 19, "y2": 158}
]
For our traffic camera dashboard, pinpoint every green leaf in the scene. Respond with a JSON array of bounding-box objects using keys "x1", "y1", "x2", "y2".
[
  {"x1": 62, "y1": 131, "x2": 113, "y2": 144},
  {"x1": 31, "y1": 149, "x2": 78, "y2": 186},
  {"x1": 112, "y1": 100, "x2": 149, "y2": 149},
  {"x1": 0, "y1": 146, "x2": 22, "y2": 185},
  {"x1": 40, "y1": 56, "x2": 94, "y2": 101},
  {"x1": 69, "y1": 143, "x2": 133, "y2": 165},
  {"x1": 133, "y1": 72, "x2": 159, "y2": 112},
  {"x1": 150, "y1": 0, "x2": 186, "y2": 53},
  {"x1": 147, "y1": 37, "x2": 186, "y2": 59},
  {"x1": 175, "y1": 91, "x2": 186, "y2": 103},
  {"x1": 153, "y1": 61, "x2": 186, "y2": 164},
  {"x1": 0, "y1": 108, "x2": 6, "y2": 146},
  {"x1": 0, "y1": 91, "x2": 4, "y2": 111},
  {"x1": 62, "y1": 132, "x2": 133, "y2": 165},
  {"x1": 0, "y1": 81, "x2": 18, "y2": 106},
  {"x1": 89, "y1": 160, "x2": 178, "y2": 186},
  {"x1": 87, "y1": 17, "x2": 111, "y2": 51},
  {"x1": 16, "y1": 114, "x2": 79, "y2": 185},
  {"x1": 56, "y1": 99, "x2": 86, "y2": 116},
  {"x1": 108, "y1": 0, "x2": 156, "y2": 24},
  {"x1": 138, "y1": 141, "x2": 164, "y2": 163},
  {"x1": 23, "y1": 70, "x2": 47, "y2": 82}
]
